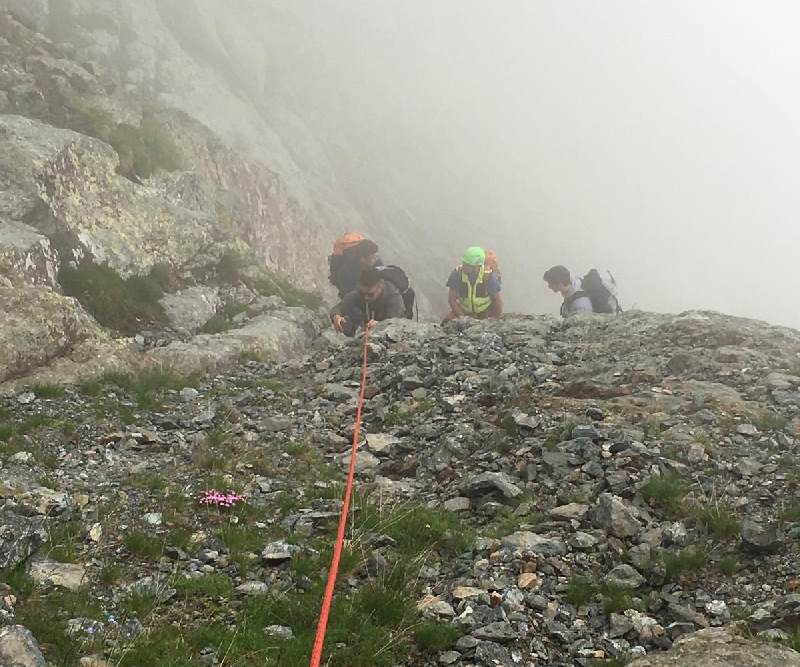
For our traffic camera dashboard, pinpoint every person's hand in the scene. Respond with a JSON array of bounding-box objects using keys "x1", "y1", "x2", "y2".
[
  {"x1": 332, "y1": 314, "x2": 346, "y2": 333},
  {"x1": 366, "y1": 319, "x2": 377, "y2": 330}
]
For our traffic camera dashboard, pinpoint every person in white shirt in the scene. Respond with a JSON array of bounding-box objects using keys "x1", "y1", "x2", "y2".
[{"x1": 543, "y1": 265, "x2": 594, "y2": 317}]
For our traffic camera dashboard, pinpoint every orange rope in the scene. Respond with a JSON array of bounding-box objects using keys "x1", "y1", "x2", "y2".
[{"x1": 309, "y1": 324, "x2": 371, "y2": 666}]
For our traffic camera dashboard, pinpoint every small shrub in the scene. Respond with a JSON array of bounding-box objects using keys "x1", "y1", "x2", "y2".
[
  {"x1": 59, "y1": 262, "x2": 167, "y2": 334},
  {"x1": 640, "y1": 474, "x2": 689, "y2": 516},
  {"x1": 718, "y1": 555, "x2": 738, "y2": 576},
  {"x1": 565, "y1": 575, "x2": 596, "y2": 608},
  {"x1": 781, "y1": 503, "x2": 800, "y2": 523},
  {"x1": 99, "y1": 564, "x2": 125, "y2": 586},
  {"x1": 415, "y1": 622, "x2": 461, "y2": 652},
  {"x1": 600, "y1": 583, "x2": 640, "y2": 614},
  {"x1": 694, "y1": 505, "x2": 740, "y2": 541},
  {"x1": 199, "y1": 303, "x2": 248, "y2": 334},
  {"x1": 661, "y1": 547, "x2": 707, "y2": 582}
]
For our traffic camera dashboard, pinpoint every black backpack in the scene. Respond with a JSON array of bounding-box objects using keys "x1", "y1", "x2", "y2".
[
  {"x1": 567, "y1": 269, "x2": 622, "y2": 314},
  {"x1": 375, "y1": 265, "x2": 416, "y2": 320}
]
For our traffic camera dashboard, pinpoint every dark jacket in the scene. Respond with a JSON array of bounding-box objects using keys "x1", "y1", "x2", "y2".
[{"x1": 330, "y1": 280, "x2": 406, "y2": 336}]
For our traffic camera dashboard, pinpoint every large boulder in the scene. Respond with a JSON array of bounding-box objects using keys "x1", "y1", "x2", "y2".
[
  {"x1": 0, "y1": 511, "x2": 47, "y2": 570},
  {"x1": 629, "y1": 625, "x2": 800, "y2": 667},
  {"x1": 0, "y1": 286, "x2": 105, "y2": 383},
  {"x1": 0, "y1": 626, "x2": 46, "y2": 667},
  {"x1": 146, "y1": 307, "x2": 321, "y2": 375}
]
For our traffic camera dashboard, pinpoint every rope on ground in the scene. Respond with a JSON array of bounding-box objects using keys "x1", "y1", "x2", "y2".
[{"x1": 308, "y1": 323, "x2": 372, "y2": 667}]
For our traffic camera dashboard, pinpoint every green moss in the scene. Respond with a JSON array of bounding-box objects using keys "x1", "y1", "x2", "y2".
[{"x1": 59, "y1": 261, "x2": 168, "y2": 334}]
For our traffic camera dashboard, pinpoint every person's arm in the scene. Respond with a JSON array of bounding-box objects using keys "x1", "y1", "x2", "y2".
[
  {"x1": 383, "y1": 290, "x2": 407, "y2": 320},
  {"x1": 490, "y1": 292, "x2": 504, "y2": 318},
  {"x1": 330, "y1": 291, "x2": 360, "y2": 332},
  {"x1": 573, "y1": 295, "x2": 594, "y2": 314},
  {"x1": 448, "y1": 288, "x2": 464, "y2": 317}
]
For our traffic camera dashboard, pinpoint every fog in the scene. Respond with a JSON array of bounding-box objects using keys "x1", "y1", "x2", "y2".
[{"x1": 254, "y1": 1, "x2": 800, "y2": 326}]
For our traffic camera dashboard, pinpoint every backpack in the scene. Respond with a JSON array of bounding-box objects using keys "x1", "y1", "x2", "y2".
[
  {"x1": 331, "y1": 232, "x2": 365, "y2": 256},
  {"x1": 484, "y1": 249, "x2": 500, "y2": 277},
  {"x1": 375, "y1": 265, "x2": 415, "y2": 319},
  {"x1": 570, "y1": 269, "x2": 622, "y2": 314}
]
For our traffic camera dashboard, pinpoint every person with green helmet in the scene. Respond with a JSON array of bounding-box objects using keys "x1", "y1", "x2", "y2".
[{"x1": 443, "y1": 246, "x2": 503, "y2": 322}]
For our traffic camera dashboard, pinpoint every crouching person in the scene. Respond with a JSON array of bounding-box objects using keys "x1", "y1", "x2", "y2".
[{"x1": 330, "y1": 267, "x2": 407, "y2": 337}]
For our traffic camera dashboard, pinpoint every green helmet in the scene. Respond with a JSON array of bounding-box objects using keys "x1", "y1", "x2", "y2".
[{"x1": 462, "y1": 246, "x2": 486, "y2": 267}]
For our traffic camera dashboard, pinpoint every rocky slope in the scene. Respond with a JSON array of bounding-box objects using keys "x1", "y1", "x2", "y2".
[
  {"x1": 0, "y1": 311, "x2": 798, "y2": 666},
  {"x1": 0, "y1": 7, "x2": 336, "y2": 388}
]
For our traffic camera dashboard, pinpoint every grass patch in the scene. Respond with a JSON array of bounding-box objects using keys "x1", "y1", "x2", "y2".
[
  {"x1": 99, "y1": 564, "x2": 125, "y2": 586},
  {"x1": 59, "y1": 262, "x2": 168, "y2": 335},
  {"x1": 749, "y1": 410, "x2": 788, "y2": 432},
  {"x1": 15, "y1": 589, "x2": 103, "y2": 664},
  {"x1": 542, "y1": 418, "x2": 578, "y2": 449},
  {"x1": 32, "y1": 384, "x2": 65, "y2": 399},
  {"x1": 718, "y1": 555, "x2": 739, "y2": 576},
  {"x1": 640, "y1": 473, "x2": 689, "y2": 517},
  {"x1": 662, "y1": 547, "x2": 707, "y2": 582},
  {"x1": 415, "y1": 622, "x2": 461, "y2": 652},
  {"x1": 47, "y1": 520, "x2": 84, "y2": 563},
  {"x1": 0, "y1": 565, "x2": 36, "y2": 598},
  {"x1": 599, "y1": 582, "x2": 640, "y2": 614},
  {"x1": 175, "y1": 573, "x2": 234, "y2": 599},
  {"x1": 124, "y1": 532, "x2": 164, "y2": 560},
  {"x1": 694, "y1": 505, "x2": 740, "y2": 541},
  {"x1": 100, "y1": 368, "x2": 195, "y2": 410}
]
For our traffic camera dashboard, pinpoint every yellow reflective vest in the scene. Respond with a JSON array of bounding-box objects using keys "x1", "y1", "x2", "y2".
[{"x1": 458, "y1": 266, "x2": 492, "y2": 315}]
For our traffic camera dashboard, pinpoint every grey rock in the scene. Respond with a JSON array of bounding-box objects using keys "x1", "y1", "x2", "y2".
[
  {"x1": 463, "y1": 472, "x2": 523, "y2": 500},
  {"x1": 741, "y1": 519, "x2": 782, "y2": 553},
  {"x1": 0, "y1": 512, "x2": 47, "y2": 570},
  {"x1": 471, "y1": 621, "x2": 519, "y2": 643},
  {"x1": 0, "y1": 625, "x2": 46, "y2": 667},
  {"x1": 236, "y1": 582, "x2": 269, "y2": 595},
  {"x1": 160, "y1": 287, "x2": 221, "y2": 333},
  {"x1": 501, "y1": 531, "x2": 567, "y2": 556},
  {"x1": 474, "y1": 641, "x2": 514, "y2": 666},
  {"x1": 263, "y1": 625, "x2": 293, "y2": 639},
  {"x1": 261, "y1": 541, "x2": 295, "y2": 563},
  {"x1": 628, "y1": 625, "x2": 800, "y2": 666},
  {"x1": 592, "y1": 493, "x2": 641, "y2": 538},
  {"x1": 605, "y1": 564, "x2": 646, "y2": 589},
  {"x1": 443, "y1": 497, "x2": 471, "y2": 512}
]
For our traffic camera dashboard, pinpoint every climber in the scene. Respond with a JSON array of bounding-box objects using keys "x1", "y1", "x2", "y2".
[
  {"x1": 544, "y1": 265, "x2": 621, "y2": 317},
  {"x1": 328, "y1": 233, "x2": 382, "y2": 299},
  {"x1": 442, "y1": 246, "x2": 503, "y2": 323},
  {"x1": 330, "y1": 266, "x2": 407, "y2": 337}
]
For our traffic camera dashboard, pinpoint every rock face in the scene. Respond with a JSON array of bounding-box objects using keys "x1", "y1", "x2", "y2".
[
  {"x1": 628, "y1": 626, "x2": 800, "y2": 666},
  {"x1": 0, "y1": 221, "x2": 59, "y2": 287}
]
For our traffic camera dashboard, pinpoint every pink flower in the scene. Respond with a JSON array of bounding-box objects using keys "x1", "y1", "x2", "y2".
[{"x1": 198, "y1": 489, "x2": 247, "y2": 508}]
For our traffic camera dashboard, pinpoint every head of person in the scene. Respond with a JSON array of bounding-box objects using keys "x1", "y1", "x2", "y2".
[
  {"x1": 461, "y1": 246, "x2": 486, "y2": 276},
  {"x1": 354, "y1": 239, "x2": 380, "y2": 268},
  {"x1": 359, "y1": 266, "x2": 384, "y2": 302},
  {"x1": 543, "y1": 265, "x2": 572, "y2": 296}
]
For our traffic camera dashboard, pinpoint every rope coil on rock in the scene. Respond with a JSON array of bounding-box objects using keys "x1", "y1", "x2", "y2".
[{"x1": 309, "y1": 324, "x2": 371, "y2": 667}]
